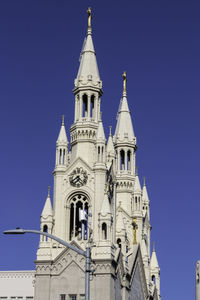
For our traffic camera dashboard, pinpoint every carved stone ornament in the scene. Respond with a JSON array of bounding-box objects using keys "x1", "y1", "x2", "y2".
[{"x1": 69, "y1": 167, "x2": 88, "y2": 187}]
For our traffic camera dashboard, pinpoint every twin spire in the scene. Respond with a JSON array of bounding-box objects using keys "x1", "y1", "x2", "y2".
[
  {"x1": 74, "y1": 7, "x2": 102, "y2": 89},
  {"x1": 114, "y1": 71, "x2": 135, "y2": 143}
]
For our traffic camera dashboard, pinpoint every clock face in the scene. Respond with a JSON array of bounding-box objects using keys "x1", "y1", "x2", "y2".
[{"x1": 69, "y1": 167, "x2": 88, "y2": 187}]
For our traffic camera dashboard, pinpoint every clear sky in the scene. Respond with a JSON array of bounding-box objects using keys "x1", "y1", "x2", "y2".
[{"x1": 0, "y1": 1, "x2": 199, "y2": 299}]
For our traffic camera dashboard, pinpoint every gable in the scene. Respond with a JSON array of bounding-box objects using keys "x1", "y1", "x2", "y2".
[{"x1": 51, "y1": 246, "x2": 85, "y2": 276}]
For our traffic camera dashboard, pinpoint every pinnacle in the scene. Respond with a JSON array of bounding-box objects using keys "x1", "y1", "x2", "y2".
[
  {"x1": 57, "y1": 116, "x2": 68, "y2": 144},
  {"x1": 41, "y1": 187, "x2": 53, "y2": 217}
]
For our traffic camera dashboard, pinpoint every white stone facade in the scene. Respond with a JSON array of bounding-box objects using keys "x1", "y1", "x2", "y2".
[
  {"x1": 35, "y1": 9, "x2": 161, "y2": 300},
  {"x1": 0, "y1": 271, "x2": 35, "y2": 300}
]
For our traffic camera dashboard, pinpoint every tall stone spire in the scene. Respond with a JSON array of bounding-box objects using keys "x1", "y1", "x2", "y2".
[
  {"x1": 142, "y1": 177, "x2": 149, "y2": 204},
  {"x1": 106, "y1": 126, "x2": 115, "y2": 168},
  {"x1": 96, "y1": 114, "x2": 106, "y2": 142},
  {"x1": 57, "y1": 115, "x2": 68, "y2": 145},
  {"x1": 41, "y1": 186, "x2": 53, "y2": 218},
  {"x1": 150, "y1": 243, "x2": 161, "y2": 298},
  {"x1": 74, "y1": 7, "x2": 102, "y2": 90},
  {"x1": 71, "y1": 8, "x2": 103, "y2": 165},
  {"x1": 114, "y1": 72, "x2": 135, "y2": 143},
  {"x1": 55, "y1": 116, "x2": 68, "y2": 168}
]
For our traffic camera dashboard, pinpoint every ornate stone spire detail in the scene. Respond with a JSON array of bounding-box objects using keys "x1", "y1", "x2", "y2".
[
  {"x1": 74, "y1": 7, "x2": 102, "y2": 90},
  {"x1": 57, "y1": 116, "x2": 68, "y2": 145},
  {"x1": 114, "y1": 72, "x2": 135, "y2": 143},
  {"x1": 107, "y1": 126, "x2": 115, "y2": 154},
  {"x1": 142, "y1": 177, "x2": 150, "y2": 204},
  {"x1": 96, "y1": 113, "x2": 106, "y2": 142},
  {"x1": 41, "y1": 187, "x2": 53, "y2": 217}
]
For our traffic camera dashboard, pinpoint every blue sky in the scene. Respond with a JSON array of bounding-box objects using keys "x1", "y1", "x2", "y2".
[{"x1": 0, "y1": 1, "x2": 200, "y2": 299}]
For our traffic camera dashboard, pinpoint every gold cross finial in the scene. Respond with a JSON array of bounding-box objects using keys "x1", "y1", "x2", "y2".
[
  {"x1": 122, "y1": 71, "x2": 127, "y2": 93},
  {"x1": 132, "y1": 217, "x2": 138, "y2": 245},
  {"x1": 48, "y1": 186, "x2": 50, "y2": 197},
  {"x1": 87, "y1": 7, "x2": 92, "y2": 30},
  {"x1": 62, "y1": 115, "x2": 65, "y2": 125}
]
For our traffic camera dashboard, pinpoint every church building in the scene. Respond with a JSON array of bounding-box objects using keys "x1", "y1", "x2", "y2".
[{"x1": 34, "y1": 8, "x2": 161, "y2": 300}]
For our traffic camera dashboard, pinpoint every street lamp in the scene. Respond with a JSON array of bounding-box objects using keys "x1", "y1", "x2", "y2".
[{"x1": 4, "y1": 228, "x2": 91, "y2": 300}]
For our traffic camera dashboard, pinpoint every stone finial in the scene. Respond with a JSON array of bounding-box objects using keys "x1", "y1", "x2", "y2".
[
  {"x1": 109, "y1": 126, "x2": 112, "y2": 136},
  {"x1": 62, "y1": 115, "x2": 65, "y2": 126},
  {"x1": 153, "y1": 241, "x2": 155, "y2": 252},
  {"x1": 48, "y1": 186, "x2": 50, "y2": 197}
]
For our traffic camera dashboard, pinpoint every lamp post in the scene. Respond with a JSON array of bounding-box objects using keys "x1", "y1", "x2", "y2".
[{"x1": 4, "y1": 228, "x2": 91, "y2": 300}]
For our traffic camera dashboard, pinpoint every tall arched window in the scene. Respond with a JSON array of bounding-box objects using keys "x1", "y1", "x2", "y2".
[
  {"x1": 102, "y1": 223, "x2": 107, "y2": 240},
  {"x1": 152, "y1": 275, "x2": 156, "y2": 284},
  {"x1": 127, "y1": 150, "x2": 131, "y2": 171},
  {"x1": 120, "y1": 150, "x2": 125, "y2": 170},
  {"x1": 90, "y1": 95, "x2": 95, "y2": 119},
  {"x1": 63, "y1": 149, "x2": 65, "y2": 165},
  {"x1": 43, "y1": 225, "x2": 48, "y2": 241},
  {"x1": 98, "y1": 146, "x2": 100, "y2": 161},
  {"x1": 69, "y1": 194, "x2": 89, "y2": 241},
  {"x1": 59, "y1": 149, "x2": 62, "y2": 164},
  {"x1": 82, "y1": 94, "x2": 88, "y2": 117}
]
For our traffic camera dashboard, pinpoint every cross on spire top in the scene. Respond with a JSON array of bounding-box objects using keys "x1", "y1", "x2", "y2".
[
  {"x1": 122, "y1": 71, "x2": 127, "y2": 95},
  {"x1": 87, "y1": 7, "x2": 92, "y2": 34}
]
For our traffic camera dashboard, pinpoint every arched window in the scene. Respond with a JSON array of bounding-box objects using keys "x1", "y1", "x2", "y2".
[
  {"x1": 102, "y1": 146, "x2": 104, "y2": 162},
  {"x1": 63, "y1": 149, "x2": 65, "y2": 165},
  {"x1": 43, "y1": 225, "x2": 48, "y2": 241},
  {"x1": 82, "y1": 94, "x2": 88, "y2": 117},
  {"x1": 117, "y1": 238, "x2": 122, "y2": 249},
  {"x1": 98, "y1": 146, "x2": 100, "y2": 161},
  {"x1": 120, "y1": 150, "x2": 125, "y2": 170},
  {"x1": 59, "y1": 149, "x2": 62, "y2": 164},
  {"x1": 135, "y1": 197, "x2": 138, "y2": 210},
  {"x1": 127, "y1": 150, "x2": 131, "y2": 170},
  {"x1": 152, "y1": 275, "x2": 156, "y2": 284},
  {"x1": 69, "y1": 194, "x2": 89, "y2": 241},
  {"x1": 102, "y1": 223, "x2": 107, "y2": 240},
  {"x1": 90, "y1": 95, "x2": 95, "y2": 119}
]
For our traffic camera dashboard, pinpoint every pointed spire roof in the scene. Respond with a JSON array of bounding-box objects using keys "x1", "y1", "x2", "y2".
[
  {"x1": 134, "y1": 171, "x2": 142, "y2": 193},
  {"x1": 97, "y1": 115, "x2": 106, "y2": 142},
  {"x1": 114, "y1": 72, "x2": 135, "y2": 143},
  {"x1": 106, "y1": 126, "x2": 115, "y2": 155},
  {"x1": 150, "y1": 243, "x2": 160, "y2": 270},
  {"x1": 74, "y1": 8, "x2": 102, "y2": 89},
  {"x1": 142, "y1": 177, "x2": 149, "y2": 203},
  {"x1": 100, "y1": 191, "x2": 111, "y2": 216},
  {"x1": 41, "y1": 187, "x2": 53, "y2": 217},
  {"x1": 57, "y1": 115, "x2": 68, "y2": 145}
]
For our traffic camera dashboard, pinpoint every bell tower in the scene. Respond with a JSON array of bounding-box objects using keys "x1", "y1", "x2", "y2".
[{"x1": 70, "y1": 8, "x2": 103, "y2": 167}]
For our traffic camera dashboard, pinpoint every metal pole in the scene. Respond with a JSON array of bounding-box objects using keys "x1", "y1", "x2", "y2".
[
  {"x1": 196, "y1": 261, "x2": 200, "y2": 300},
  {"x1": 85, "y1": 246, "x2": 91, "y2": 300}
]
